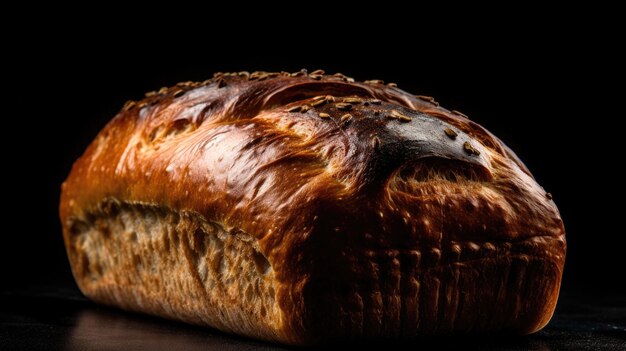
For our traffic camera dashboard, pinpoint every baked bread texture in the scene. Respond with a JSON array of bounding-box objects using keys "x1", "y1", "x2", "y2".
[{"x1": 60, "y1": 70, "x2": 566, "y2": 345}]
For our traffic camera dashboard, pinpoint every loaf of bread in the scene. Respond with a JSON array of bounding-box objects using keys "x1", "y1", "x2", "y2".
[{"x1": 60, "y1": 70, "x2": 566, "y2": 345}]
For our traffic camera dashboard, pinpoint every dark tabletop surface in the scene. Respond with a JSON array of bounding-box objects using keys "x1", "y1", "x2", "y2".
[{"x1": 1, "y1": 284, "x2": 624, "y2": 351}]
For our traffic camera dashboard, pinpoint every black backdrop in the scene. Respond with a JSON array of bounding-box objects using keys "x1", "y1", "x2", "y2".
[{"x1": 4, "y1": 17, "x2": 623, "y2": 299}]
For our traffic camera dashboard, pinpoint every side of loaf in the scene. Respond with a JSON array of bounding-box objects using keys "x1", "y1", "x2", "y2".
[{"x1": 60, "y1": 70, "x2": 566, "y2": 345}]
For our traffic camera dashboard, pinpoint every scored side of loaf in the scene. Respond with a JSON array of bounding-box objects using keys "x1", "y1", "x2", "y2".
[{"x1": 60, "y1": 70, "x2": 566, "y2": 345}]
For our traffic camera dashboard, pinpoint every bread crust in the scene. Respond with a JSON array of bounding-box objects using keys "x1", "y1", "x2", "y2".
[{"x1": 60, "y1": 70, "x2": 565, "y2": 345}]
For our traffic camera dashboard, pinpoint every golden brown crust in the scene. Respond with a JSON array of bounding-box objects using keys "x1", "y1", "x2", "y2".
[{"x1": 60, "y1": 69, "x2": 565, "y2": 345}]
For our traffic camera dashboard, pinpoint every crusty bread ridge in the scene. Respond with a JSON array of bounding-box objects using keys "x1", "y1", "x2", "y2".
[{"x1": 60, "y1": 69, "x2": 566, "y2": 345}]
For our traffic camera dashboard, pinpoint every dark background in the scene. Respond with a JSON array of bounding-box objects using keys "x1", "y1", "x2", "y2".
[{"x1": 3, "y1": 14, "x2": 623, "y2": 305}]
